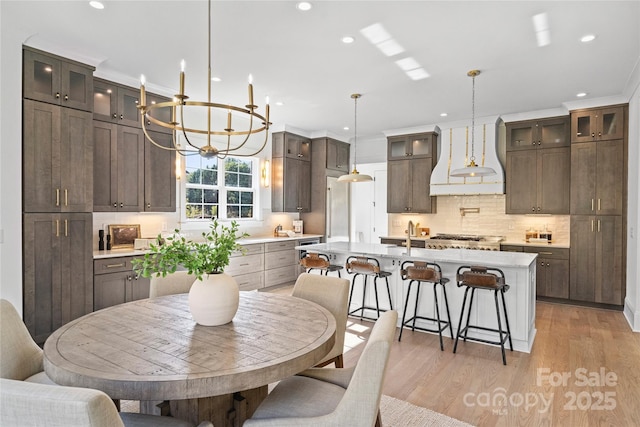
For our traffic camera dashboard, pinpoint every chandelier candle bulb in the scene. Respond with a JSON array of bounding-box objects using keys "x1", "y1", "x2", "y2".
[
  {"x1": 179, "y1": 60, "x2": 185, "y2": 97},
  {"x1": 227, "y1": 109, "x2": 232, "y2": 130},
  {"x1": 265, "y1": 97, "x2": 270, "y2": 123},
  {"x1": 139, "y1": 75, "x2": 146, "y2": 107},
  {"x1": 248, "y1": 74, "x2": 254, "y2": 107}
]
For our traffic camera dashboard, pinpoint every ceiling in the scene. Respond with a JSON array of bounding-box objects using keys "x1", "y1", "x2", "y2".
[{"x1": 3, "y1": 1, "x2": 639, "y2": 145}]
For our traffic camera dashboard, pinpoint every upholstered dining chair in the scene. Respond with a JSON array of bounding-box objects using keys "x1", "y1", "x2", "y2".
[
  {"x1": 292, "y1": 273, "x2": 350, "y2": 368},
  {"x1": 0, "y1": 378, "x2": 213, "y2": 427},
  {"x1": 149, "y1": 270, "x2": 195, "y2": 297},
  {"x1": 244, "y1": 310, "x2": 398, "y2": 427},
  {"x1": 0, "y1": 299, "x2": 53, "y2": 384}
]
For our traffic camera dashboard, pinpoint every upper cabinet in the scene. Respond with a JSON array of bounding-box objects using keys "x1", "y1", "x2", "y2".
[
  {"x1": 571, "y1": 106, "x2": 625, "y2": 143},
  {"x1": 23, "y1": 47, "x2": 94, "y2": 112},
  {"x1": 387, "y1": 133, "x2": 437, "y2": 160},
  {"x1": 506, "y1": 116, "x2": 570, "y2": 151},
  {"x1": 93, "y1": 78, "x2": 142, "y2": 128},
  {"x1": 23, "y1": 100, "x2": 93, "y2": 213},
  {"x1": 386, "y1": 132, "x2": 437, "y2": 214},
  {"x1": 326, "y1": 139, "x2": 350, "y2": 172},
  {"x1": 505, "y1": 117, "x2": 570, "y2": 214},
  {"x1": 271, "y1": 132, "x2": 311, "y2": 213}
]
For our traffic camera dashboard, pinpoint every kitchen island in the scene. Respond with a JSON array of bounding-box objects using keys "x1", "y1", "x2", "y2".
[{"x1": 296, "y1": 242, "x2": 537, "y2": 353}]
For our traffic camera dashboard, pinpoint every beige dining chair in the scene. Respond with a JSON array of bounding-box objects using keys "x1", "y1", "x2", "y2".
[
  {"x1": 0, "y1": 299, "x2": 53, "y2": 384},
  {"x1": 149, "y1": 270, "x2": 195, "y2": 297},
  {"x1": 244, "y1": 310, "x2": 398, "y2": 427},
  {"x1": 292, "y1": 273, "x2": 350, "y2": 368},
  {"x1": 0, "y1": 378, "x2": 213, "y2": 427}
]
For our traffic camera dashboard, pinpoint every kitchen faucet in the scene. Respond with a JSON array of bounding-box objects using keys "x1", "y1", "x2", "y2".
[{"x1": 406, "y1": 220, "x2": 414, "y2": 250}]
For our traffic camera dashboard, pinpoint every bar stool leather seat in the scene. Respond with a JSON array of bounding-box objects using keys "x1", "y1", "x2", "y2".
[
  {"x1": 453, "y1": 265, "x2": 513, "y2": 365},
  {"x1": 345, "y1": 256, "x2": 393, "y2": 321},
  {"x1": 300, "y1": 252, "x2": 343, "y2": 277},
  {"x1": 398, "y1": 261, "x2": 454, "y2": 350}
]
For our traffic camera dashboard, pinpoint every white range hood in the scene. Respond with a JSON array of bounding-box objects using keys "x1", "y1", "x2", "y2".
[{"x1": 430, "y1": 115, "x2": 505, "y2": 196}]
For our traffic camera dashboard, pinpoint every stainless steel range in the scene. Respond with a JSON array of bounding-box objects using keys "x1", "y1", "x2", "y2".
[{"x1": 426, "y1": 234, "x2": 504, "y2": 251}]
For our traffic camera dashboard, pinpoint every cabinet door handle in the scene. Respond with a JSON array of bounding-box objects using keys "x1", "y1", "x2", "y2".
[
  {"x1": 55, "y1": 219, "x2": 59, "y2": 237},
  {"x1": 120, "y1": 114, "x2": 124, "y2": 120},
  {"x1": 532, "y1": 207, "x2": 536, "y2": 212},
  {"x1": 64, "y1": 189, "x2": 68, "y2": 206},
  {"x1": 591, "y1": 220, "x2": 595, "y2": 232},
  {"x1": 56, "y1": 189, "x2": 60, "y2": 207},
  {"x1": 537, "y1": 207, "x2": 541, "y2": 211},
  {"x1": 598, "y1": 132, "x2": 602, "y2": 137},
  {"x1": 64, "y1": 94, "x2": 69, "y2": 101},
  {"x1": 147, "y1": 203, "x2": 151, "y2": 209},
  {"x1": 64, "y1": 219, "x2": 68, "y2": 237},
  {"x1": 55, "y1": 92, "x2": 60, "y2": 99},
  {"x1": 127, "y1": 275, "x2": 132, "y2": 281},
  {"x1": 112, "y1": 113, "x2": 117, "y2": 119},
  {"x1": 120, "y1": 202, "x2": 124, "y2": 208},
  {"x1": 106, "y1": 263, "x2": 125, "y2": 268},
  {"x1": 591, "y1": 133, "x2": 595, "y2": 138},
  {"x1": 597, "y1": 199, "x2": 601, "y2": 211},
  {"x1": 597, "y1": 220, "x2": 601, "y2": 232},
  {"x1": 591, "y1": 199, "x2": 594, "y2": 212},
  {"x1": 539, "y1": 252, "x2": 553, "y2": 255},
  {"x1": 113, "y1": 202, "x2": 117, "y2": 208},
  {"x1": 537, "y1": 141, "x2": 541, "y2": 145}
]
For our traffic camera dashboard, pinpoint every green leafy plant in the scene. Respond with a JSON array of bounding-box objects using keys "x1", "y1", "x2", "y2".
[{"x1": 132, "y1": 219, "x2": 248, "y2": 280}]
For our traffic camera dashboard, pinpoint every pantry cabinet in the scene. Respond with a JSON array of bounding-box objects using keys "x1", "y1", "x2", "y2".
[
  {"x1": 23, "y1": 47, "x2": 94, "y2": 112},
  {"x1": 23, "y1": 213, "x2": 93, "y2": 345},
  {"x1": 23, "y1": 100, "x2": 93, "y2": 213}
]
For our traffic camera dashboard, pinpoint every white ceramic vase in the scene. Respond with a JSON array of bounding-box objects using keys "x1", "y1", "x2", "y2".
[{"x1": 188, "y1": 272, "x2": 239, "y2": 326}]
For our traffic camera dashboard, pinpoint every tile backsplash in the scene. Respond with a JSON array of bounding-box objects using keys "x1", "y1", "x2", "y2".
[{"x1": 388, "y1": 194, "x2": 570, "y2": 244}]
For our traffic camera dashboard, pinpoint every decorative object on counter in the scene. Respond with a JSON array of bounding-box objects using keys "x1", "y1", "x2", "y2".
[
  {"x1": 132, "y1": 219, "x2": 249, "y2": 326},
  {"x1": 106, "y1": 234, "x2": 111, "y2": 250},
  {"x1": 539, "y1": 225, "x2": 553, "y2": 242},
  {"x1": 525, "y1": 229, "x2": 538, "y2": 242},
  {"x1": 419, "y1": 227, "x2": 430, "y2": 237},
  {"x1": 293, "y1": 220, "x2": 303, "y2": 234},
  {"x1": 98, "y1": 229, "x2": 104, "y2": 251},
  {"x1": 450, "y1": 70, "x2": 497, "y2": 178},
  {"x1": 273, "y1": 224, "x2": 282, "y2": 237},
  {"x1": 337, "y1": 94, "x2": 372, "y2": 183},
  {"x1": 107, "y1": 224, "x2": 141, "y2": 249},
  {"x1": 137, "y1": 0, "x2": 270, "y2": 160}
]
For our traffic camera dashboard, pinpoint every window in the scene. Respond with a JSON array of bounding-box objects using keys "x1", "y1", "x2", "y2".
[{"x1": 185, "y1": 156, "x2": 257, "y2": 220}]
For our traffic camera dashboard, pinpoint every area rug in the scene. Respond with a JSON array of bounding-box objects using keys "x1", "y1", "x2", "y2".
[
  {"x1": 122, "y1": 395, "x2": 474, "y2": 426},
  {"x1": 380, "y1": 395, "x2": 474, "y2": 427}
]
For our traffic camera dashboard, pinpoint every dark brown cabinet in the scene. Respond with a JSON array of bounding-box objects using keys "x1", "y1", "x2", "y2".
[
  {"x1": 326, "y1": 138, "x2": 350, "y2": 172},
  {"x1": 23, "y1": 47, "x2": 94, "y2": 112},
  {"x1": 272, "y1": 132, "x2": 311, "y2": 212},
  {"x1": 93, "y1": 257, "x2": 150, "y2": 311},
  {"x1": 93, "y1": 78, "x2": 142, "y2": 128},
  {"x1": 570, "y1": 215, "x2": 623, "y2": 305},
  {"x1": 23, "y1": 213, "x2": 93, "y2": 344},
  {"x1": 387, "y1": 133, "x2": 437, "y2": 160},
  {"x1": 387, "y1": 133, "x2": 437, "y2": 214},
  {"x1": 524, "y1": 247, "x2": 570, "y2": 299},
  {"x1": 144, "y1": 131, "x2": 177, "y2": 212},
  {"x1": 570, "y1": 140, "x2": 623, "y2": 216},
  {"x1": 23, "y1": 100, "x2": 93, "y2": 213},
  {"x1": 93, "y1": 122, "x2": 144, "y2": 212},
  {"x1": 571, "y1": 106, "x2": 625, "y2": 143},
  {"x1": 506, "y1": 147, "x2": 570, "y2": 214},
  {"x1": 506, "y1": 117, "x2": 570, "y2": 151}
]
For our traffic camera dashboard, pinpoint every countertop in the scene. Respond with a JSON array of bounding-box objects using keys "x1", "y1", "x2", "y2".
[
  {"x1": 93, "y1": 234, "x2": 323, "y2": 259},
  {"x1": 381, "y1": 235, "x2": 570, "y2": 249},
  {"x1": 297, "y1": 241, "x2": 537, "y2": 268}
]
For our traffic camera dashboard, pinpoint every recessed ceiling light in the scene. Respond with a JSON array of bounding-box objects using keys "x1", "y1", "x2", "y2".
[
  {"x1": 576, "y1": 92, "x2": 587, "y2": 97},
  {"x1": 581, "y1": 34, "x2": 596, "y2": 43},
  {"x1": 341, "y1": 36, "x2": 355, "y2": 44},
  {"x1": 440, "y1": 113, "x2": 448, "y2": 117},
  {"x1": 275, "y1": 101, "x2": 284, "y2": 106},
  {"x1": 89, "y1": 1, "x2": 104, "y2": 10},
  {"x1": 296, "y1": 2, "x2": 312, "y2": 11},
  {"x1": 211, "y1": 77, "x2": 221, "y2": 82},
  {"x1": 343, "y1": 126, "x2": 350, "y2": 131}
]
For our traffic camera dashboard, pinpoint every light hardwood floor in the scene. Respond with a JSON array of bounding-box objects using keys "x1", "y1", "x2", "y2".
[{"x1": 266, "y1": 285, "x2": 640, "y2": 426}]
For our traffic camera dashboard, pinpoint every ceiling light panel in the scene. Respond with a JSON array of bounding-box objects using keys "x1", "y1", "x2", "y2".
[
  {"x1": 532, "y1": 12, "x2": 551, "y2": 47},
  {"x1": 406, "y1": 68, "x2": 430, "y2": 81},
  {"x1": 395, "y1": 57, "x2": 420, "y2": 72},
  {"x1": 377, "y1": 39, "x2": 405, "y2": 57}
]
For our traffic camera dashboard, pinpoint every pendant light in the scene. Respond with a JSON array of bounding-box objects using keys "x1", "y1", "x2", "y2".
[
  {"x1": 450, "y1": 70, "x2": 496, "y2": 178},
  {"x1": 338, "y1": 93, "x2": 373, "y2": 183}
]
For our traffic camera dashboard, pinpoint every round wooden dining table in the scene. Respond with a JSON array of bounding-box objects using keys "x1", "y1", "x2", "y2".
[{"x1": 43, "y1": 291, "x2": 336, "y2": 427}]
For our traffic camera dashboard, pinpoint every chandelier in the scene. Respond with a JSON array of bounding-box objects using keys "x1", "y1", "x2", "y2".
[
  {"x1": 337, "y1": 94, "x2": 372, "y2": 183},
  {"x1": 137, "y1": 0, "x2": 270, "y2": 158},
  {"x1": 450, "y1": 70, "x2": 496, "y2": 177}
]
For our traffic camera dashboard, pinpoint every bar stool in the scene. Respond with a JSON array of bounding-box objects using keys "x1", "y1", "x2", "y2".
[
  {"x1": 299, "y1": 252, "x2": 343, "y2": 277},
  {"x1": 398, "y1": 261, "x2": 454, "y2": 351},
  {"x1": 453, "y1": 265, "x2": 513, "y2": 365},
  {"x1": 345, "y1": 256, "x2": 393, "y2": 321}
]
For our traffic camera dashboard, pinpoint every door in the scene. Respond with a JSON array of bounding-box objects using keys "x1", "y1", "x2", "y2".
[
  {"x1": 595, "y1": 140, "x2": 623, "y2": 215},
  {"x1": 117, "y1": 126, "x2": 145, "y2": 211},
  {"x1": 60, "y1": 108, "x2": 92, "y2": 212},
  {"x1": 570, "y1": 142, "x2": 596, "y2": 214},
  {"x1": 144, "y1": 131, "x2": 176, "y2": 212},
  {"x1": 410, "y1": 157, "x2": 434, "y2": 212},
  {"x1": 570, "y1": 216, "x2": 597, "y2": 302},
  {"x1": 506, "y1": 150, "x2": 537, "y2": 214},
  {"x1": 537, "y1": 147, "x2": 570, "y2": 214},
  {"x1": 326, "y1": 176, "x2": 349, "y2": 242},
  {"x1": 594, "y1": 216, "x2": 623, "y2": 304},
  {"x1": 387, "y1": 159, "x2": 410, "y2": 213},
  {"x1": 93, "y1": 121, "x2": 118, "y2": 211}
]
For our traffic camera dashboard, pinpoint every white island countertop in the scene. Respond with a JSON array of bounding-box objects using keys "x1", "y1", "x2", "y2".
[{"x1": 297, "y1": 241, "x2": 537, "y2": 268}]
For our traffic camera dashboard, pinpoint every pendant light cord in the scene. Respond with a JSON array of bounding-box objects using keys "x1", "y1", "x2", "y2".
[{"x1": 470, "y1": 72, "x2": 476, "y2": 162}]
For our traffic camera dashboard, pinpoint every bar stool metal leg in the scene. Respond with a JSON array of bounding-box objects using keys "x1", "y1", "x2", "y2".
[{"x1": 398, "y1": 281, "x2": 414, "y2": 342}]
